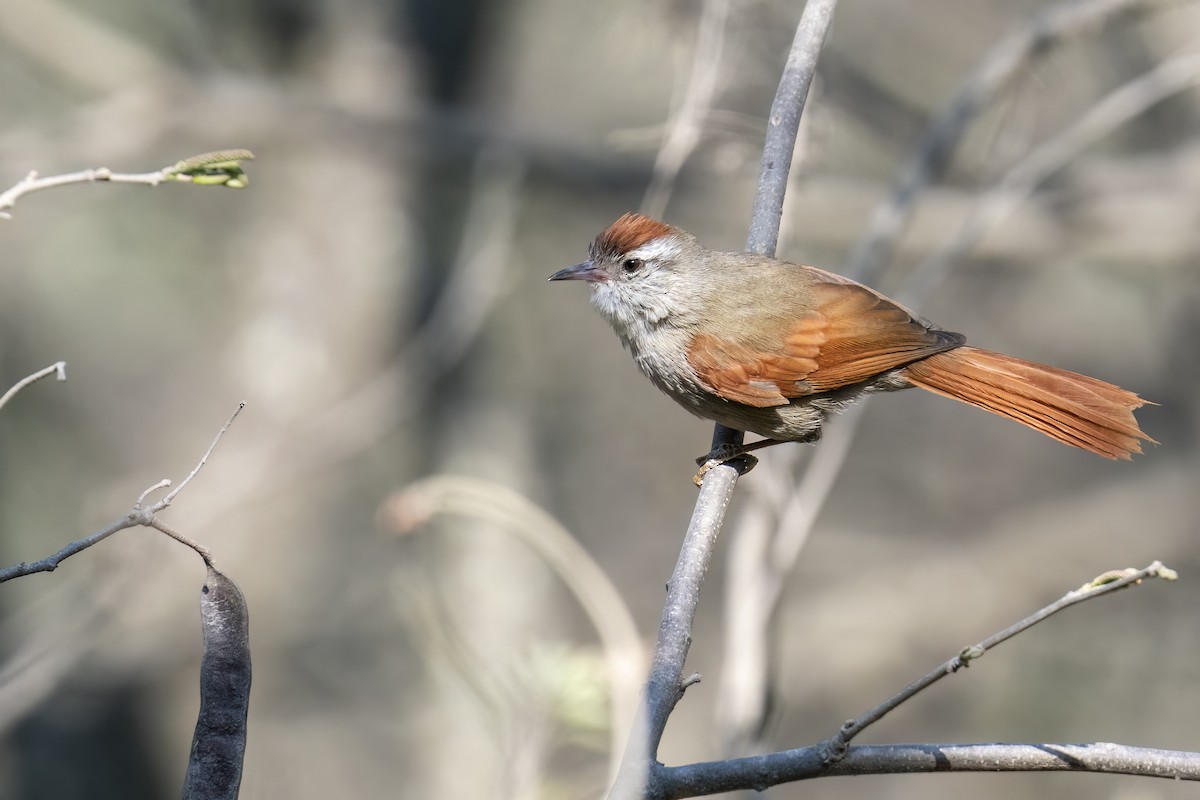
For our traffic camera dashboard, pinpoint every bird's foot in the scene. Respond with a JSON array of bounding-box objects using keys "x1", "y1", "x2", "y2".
[{"x1": 692, "y1": 444, "x2": 759, "y2": 487}]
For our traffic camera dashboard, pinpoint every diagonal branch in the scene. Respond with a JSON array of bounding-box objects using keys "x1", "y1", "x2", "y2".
[
  {"x1": 828, "y1": 561, "x2": 1177, "y2": 755},
  {"x1": 152, "y1": 402, "x2": 245, "y2": 512}
]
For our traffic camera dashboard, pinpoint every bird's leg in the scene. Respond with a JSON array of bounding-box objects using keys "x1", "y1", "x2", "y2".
[
  {"x1": 692, "y1": 438, "x2": 785, "y2": 486},
  {"x1": 694, "y1": 437, "x2": 786, "y2": 466}
]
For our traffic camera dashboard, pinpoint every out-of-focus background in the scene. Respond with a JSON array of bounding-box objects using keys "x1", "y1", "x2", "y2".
[{"x1": 0, "y1": 0, "x2": 1196, "y2": 797}]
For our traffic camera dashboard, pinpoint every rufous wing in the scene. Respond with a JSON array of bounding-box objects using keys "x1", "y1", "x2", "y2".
[{"x1": 686, "y1": 280, "x2": 964, "y2": 407}]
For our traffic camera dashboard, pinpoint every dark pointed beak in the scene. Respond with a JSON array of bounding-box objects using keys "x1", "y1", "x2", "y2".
[{"x1": 548, "y1": 261, "x2": 607, "y2": 283}]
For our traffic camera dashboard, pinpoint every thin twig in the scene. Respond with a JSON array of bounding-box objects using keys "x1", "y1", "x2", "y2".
[
  {"x1": 134, "y1": 479, "x2": 172, "y2": 511},
  {"x1": 829, "y1": 562, "x2": 1177, "y2": 755},
  {"x1": 609, "y1": 471, "x2": 743, "y2": 799},
  {"x1": 0, "y1": 361, "x2": 66, "y2": 413},
  {"x1": 0, "y1": 150, "x2": 254, "y2": 218},
  {"x1": 713, "y1": 106, "x2": 819, "y2": 750},
  {"x1": 154, "y1": 402, "x2": 245, "y2": 511},
  {"x1": 149, "y1": 519, "x2": 214, "y2": 568},
  {"x1": 607, "y1": 3, "x2": 840, "y2": 798}
]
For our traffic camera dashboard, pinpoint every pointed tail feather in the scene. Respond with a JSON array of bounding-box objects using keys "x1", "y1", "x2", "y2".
[{"x1": 901, "y1": 346, "x2": 1153, "y2": 460}]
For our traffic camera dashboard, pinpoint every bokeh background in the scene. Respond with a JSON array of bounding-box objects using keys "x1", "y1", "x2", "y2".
[{"x1": 0, "y1": 0, "x2": 1197, "y2": 798}]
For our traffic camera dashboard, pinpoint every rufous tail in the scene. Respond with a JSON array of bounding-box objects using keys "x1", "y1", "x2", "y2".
[{"x1": 901, "y1": 346, "x2": 1153, "y2": 460}]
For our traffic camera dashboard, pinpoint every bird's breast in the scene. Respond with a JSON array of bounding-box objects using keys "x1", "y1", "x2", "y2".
[{"x1": 621, "y1": 325, "x2": 705, "y2": 402}]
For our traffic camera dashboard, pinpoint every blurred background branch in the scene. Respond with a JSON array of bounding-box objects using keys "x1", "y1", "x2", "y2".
[
  {"x1": 641, "y1": 0, "x2": 730, "y2": 219},
  {"x1": 905, "y1": 46, "x2": 1200, "y2": 300},
  {"x1": 846, "y1": 0, "x2": 1177, "y2": 287},
  {"x1": 380, "y1": 474, "x2": 644, "y2": 783}
]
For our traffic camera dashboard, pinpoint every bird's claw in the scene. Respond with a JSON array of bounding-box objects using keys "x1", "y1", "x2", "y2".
[{"x1": 692, "y1": 445, "x2": 759, "y2": 486}]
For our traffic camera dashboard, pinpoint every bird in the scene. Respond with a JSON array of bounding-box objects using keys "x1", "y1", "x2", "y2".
[{"x1": 550, "y1": 213, "x2": 1152, "y2": 481}]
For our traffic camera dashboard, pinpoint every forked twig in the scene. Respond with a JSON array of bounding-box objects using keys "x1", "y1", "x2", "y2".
[
  {"x1": 152, "y1": 402, "x2": 245, "y2": 511},
  {"x1": 0, "y1": 402, "x2": 244, "y2": 582}
]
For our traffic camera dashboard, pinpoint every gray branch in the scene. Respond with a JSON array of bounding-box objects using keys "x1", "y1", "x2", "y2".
[
  {"x1": 606, "y1": 2, "x2": 840, "y2": 798},
  {"x1": 744, "y1": 0, "x2": 838, "y2": 258},
  {"x1": 659, "y1": 741, "x2": 1200, "y2": 798}
]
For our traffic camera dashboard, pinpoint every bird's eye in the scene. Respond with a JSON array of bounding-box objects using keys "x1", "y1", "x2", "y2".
[{"x1": 622, "y1": 258, "x2": 643, "y2": 273}]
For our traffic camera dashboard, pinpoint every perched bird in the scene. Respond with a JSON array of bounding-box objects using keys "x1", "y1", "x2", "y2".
[{"x1": 550, "y1": 213, "x2": 1152, "y2": 479}]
